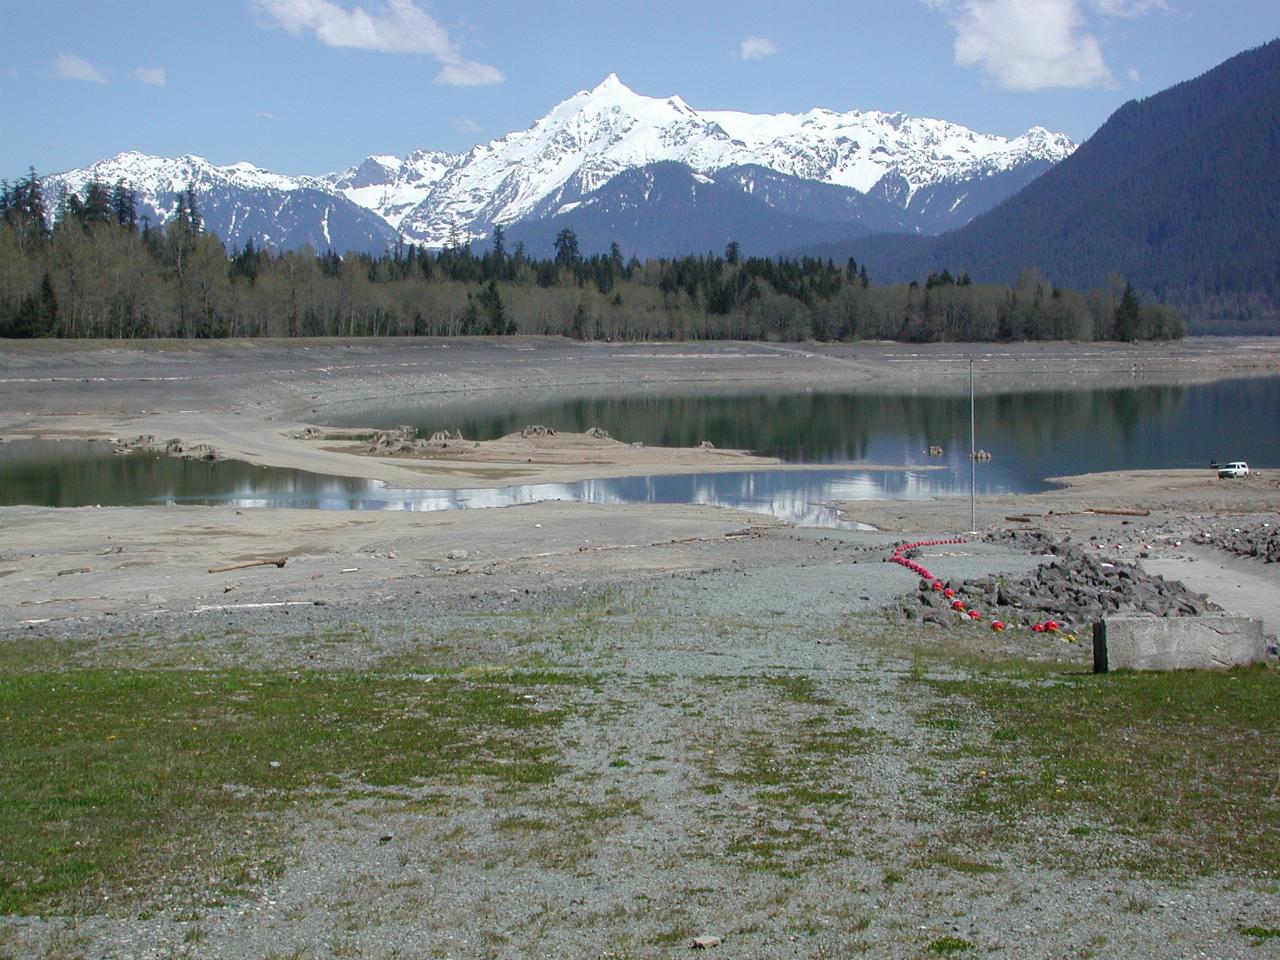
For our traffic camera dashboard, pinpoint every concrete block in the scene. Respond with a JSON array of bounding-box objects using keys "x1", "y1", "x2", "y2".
[{"x1": 1093, "y1": 617, "x2": 1265, "y2": 672}]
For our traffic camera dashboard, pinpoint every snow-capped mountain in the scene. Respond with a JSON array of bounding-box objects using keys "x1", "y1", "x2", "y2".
[
  {"x1": 323, "y1": 149, "x2": 454, "y2": 231},
  {"x1": 45, "y1": 152, "x2": 396, "y2": 254},
  {"x1": 372, "y1": 74, "x2": 1074, "y2": 246},
  {"x1": 43, "y1": 75, "x2": 1074, "y2": 256}
]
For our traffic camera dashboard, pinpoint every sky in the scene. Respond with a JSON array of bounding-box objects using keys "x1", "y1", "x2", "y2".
[{"x1": 2, "y1": 0, "x2": 1277, "y2": 179}]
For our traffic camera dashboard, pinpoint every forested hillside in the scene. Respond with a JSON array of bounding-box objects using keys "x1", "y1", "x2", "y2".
[
  {"x1": 793, "y1": 40, "x2": 1280, "y2": 333},
  {"x1": 0, "y1": 171, "x2": 1180, "y2": 344}
]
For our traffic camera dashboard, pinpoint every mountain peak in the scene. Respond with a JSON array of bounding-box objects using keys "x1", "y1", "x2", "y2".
[
  {"x1": 576, "y1": 72, "x2": 649, "y2": 108},
  {"x1": 592, "y1": 72, "x2": 626, "y2": 92}
]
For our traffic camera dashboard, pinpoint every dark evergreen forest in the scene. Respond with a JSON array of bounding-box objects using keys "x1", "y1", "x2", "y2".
[
  {"x1": 0, "y1": 171, "x2": 1181, "y2": 343},
  {"x1": 794, "y1": 39, "x2": 1280, "y2": 334}
]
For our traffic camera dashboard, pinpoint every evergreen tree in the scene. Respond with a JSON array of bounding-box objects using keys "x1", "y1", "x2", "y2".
[
  {"x1": 38, "y1": 271, "x2": 59, "y2": 336},
  {"x1": 553, "y1": 227, "x2": 580, "y2": 267},
  {"x1": 9, "y1": 272, "x2": 60, "y2": 338},
  {"x1": 184, "y1": 182, "x2": 202, "y2": 235},
  {"x1": 1114, "y1": 282, "x2": 1141, "y2": 340},
  {"x1": 460, "y1": 294, "x2": 482, "y2": 335},
  {"x1": 78, "y1": 180, "x2": 114, "y2": 225},
  {"x1": 112, "y1": 180, "x2": 137, "y2": 230},
  {"x1": 231, "y1": 237, "x2": 262, "y2": 285},
  {"x1": 3, "y1": 168, "x2": 49, "y2": 253}
]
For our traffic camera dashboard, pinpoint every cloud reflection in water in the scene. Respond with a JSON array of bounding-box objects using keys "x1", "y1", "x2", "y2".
[{"x1": 202, "y1": 467, "x2": 1012, "y2": 529}]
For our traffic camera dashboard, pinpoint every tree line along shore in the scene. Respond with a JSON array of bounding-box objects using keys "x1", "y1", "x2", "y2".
[{"x1": 1, "y1": 171, "x2": 1183, "y2": 343}]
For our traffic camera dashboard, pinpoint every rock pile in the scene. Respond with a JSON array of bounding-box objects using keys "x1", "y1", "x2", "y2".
[
  {"x1": 1210, "y1": 522, "x2": 1280, "y2": 563},
  {"x1": 912, "y1": 535, "x2": 1217, "y2": 631},
  {"x1": 429, "y1": 429, "x2": 464, "y2": 443},
  {"x1": 521, "y1": 424, "x2": 556, "y2": 438},
  {"x1": 586, "y1": 426, "x2": 610, "y2": 439}
]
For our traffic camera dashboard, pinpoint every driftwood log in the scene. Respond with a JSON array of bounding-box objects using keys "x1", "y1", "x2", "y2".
[{"x1": 208, "y1": 556, "x2": 289, "y2": 574}]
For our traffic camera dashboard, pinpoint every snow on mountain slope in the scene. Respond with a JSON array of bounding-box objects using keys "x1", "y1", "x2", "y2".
[
  {"x1": 703, "y1": 108, "x2": 1074, "y2": 194},
  {"x1": 383, "y1": 74, "x2": 1073, "y2": 246},
  {"x1": 44, "y1": 76, "x2": 1074, "y2": 254},
  {"x1": 45, "y1": 151, "x2": 396, "y2": 254},
  {"x1": 324, "y1": 149, "x2": 454, "y2": 230},
  {"x1": 49, "y1": 151, "x2": 328, "y2": 221}
]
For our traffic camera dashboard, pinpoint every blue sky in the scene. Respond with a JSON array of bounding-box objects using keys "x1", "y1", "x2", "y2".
[{"x1": 2, "y1": 0, "x2": 1277, "y2": 179}]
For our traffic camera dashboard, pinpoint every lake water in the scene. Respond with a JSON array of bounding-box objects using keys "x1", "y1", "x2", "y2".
[
  {"x1": 2, "y1": 376, "x2": 1276, "y2": 526},
  {"x1": 0, "y1": 440, "x2": 958, "y2": 527},
  {"x1": 323, "y1": 377, "x2": 1280, "y2": 479}
]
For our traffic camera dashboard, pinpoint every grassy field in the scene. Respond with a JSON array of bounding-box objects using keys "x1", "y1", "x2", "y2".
[
  {"x1": 0, "y1": 666, "x2": 573, "y2": 914},
  {"x1": 0, "y1": 604, "x2": 1276, "y2": 956},
  {"x1": 918, "y1": 662, "x2": 1280, "y2": 876}
]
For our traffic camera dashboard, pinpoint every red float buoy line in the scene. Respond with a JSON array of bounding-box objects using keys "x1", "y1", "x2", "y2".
[
  {"x1": 886, "y1": 538, "x2": 968, "y2": 586},
  {"x1": 888, "y1": 538, "x2": 1076, "y2": 638}
]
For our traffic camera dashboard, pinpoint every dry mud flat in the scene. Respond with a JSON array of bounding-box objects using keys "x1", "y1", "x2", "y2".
[{"x1": 0, "y1": 338, "x2": 1278, "y2": 959}]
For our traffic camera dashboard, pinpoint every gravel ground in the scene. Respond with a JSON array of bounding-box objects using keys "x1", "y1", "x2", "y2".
[{"x1": 3, "y1": 522, "x2": 1277, "y2": 960}]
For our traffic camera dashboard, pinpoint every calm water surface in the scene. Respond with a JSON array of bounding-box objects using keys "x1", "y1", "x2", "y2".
[
  {"x1": 3, "y1": 377, "x2": 1276, "y2": 526},
  {"x1": 0, "y1": 441, "x2": 957, "y2": 527},
  {"x1": 325, "y1": 377, "x2": 1280, "y2": 478}
]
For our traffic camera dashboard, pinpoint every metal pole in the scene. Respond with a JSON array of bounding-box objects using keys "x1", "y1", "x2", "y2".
[{"x1": 969, "y1": 357, "x2": 976, "y2": 534}]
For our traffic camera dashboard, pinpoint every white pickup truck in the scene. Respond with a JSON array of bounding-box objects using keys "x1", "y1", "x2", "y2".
[{"x1": 1217, "y1": 461, "x2": 1250, "y2": 478}]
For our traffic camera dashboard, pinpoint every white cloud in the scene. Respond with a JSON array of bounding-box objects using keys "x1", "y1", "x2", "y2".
[
  {"x1": 434, "y1": 61, "x2": 504, "y2": 86},
  {"x1": 54, "y1": 53, "x2": 106, "y2": 84},
  {"x1": 928, "y1": 0, "x2": 1121, "y2": 90},
  {"x1": 453, "y1": 116, "x2": 481, "y2": 134},
  {"x1": 135, "y1": 66, "x2": 167, "y2": 87},
  {"x1": 254, "y1": 0, "x2": 503, "y2": 86},
  {"x1": 739, "y1": 36, "x2": 779, "y2": 61},
  {"x1": 255, "y1": 110, "x2": 279, "y2": 121},
  {"x1": 1127, "y1": 66, "x2": 1140, "y2": 81},
  {"x1": 1090, "y1": 0, "x2": 1168, "y2": 16},
  {"x1": 927, "y1": 0, "x2": 1170, "y2": 90}
]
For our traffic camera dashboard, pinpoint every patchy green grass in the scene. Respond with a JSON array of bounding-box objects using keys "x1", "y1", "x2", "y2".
[
  {"x1": 693, "y1": 676, "x2": 882, "y2": 876},
  {"x1": 763, "y1": 674, "x2": 830, "y2": 705},
  {"x1": 0, "y1": 668, "x2": 577, "y2": 914},
  {"x1": 1239, "y1": 926, "x2": 1280, "y2": 941},
  {"x1": 926, "y1": 935, "x2": 975, "y2": 954},
  {"x1": 928, "y1": 665, "x2": 1280, "y2": 877},
  {"x1": 923, "y1": 850, "x2": 1000, "y2": 875}
]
